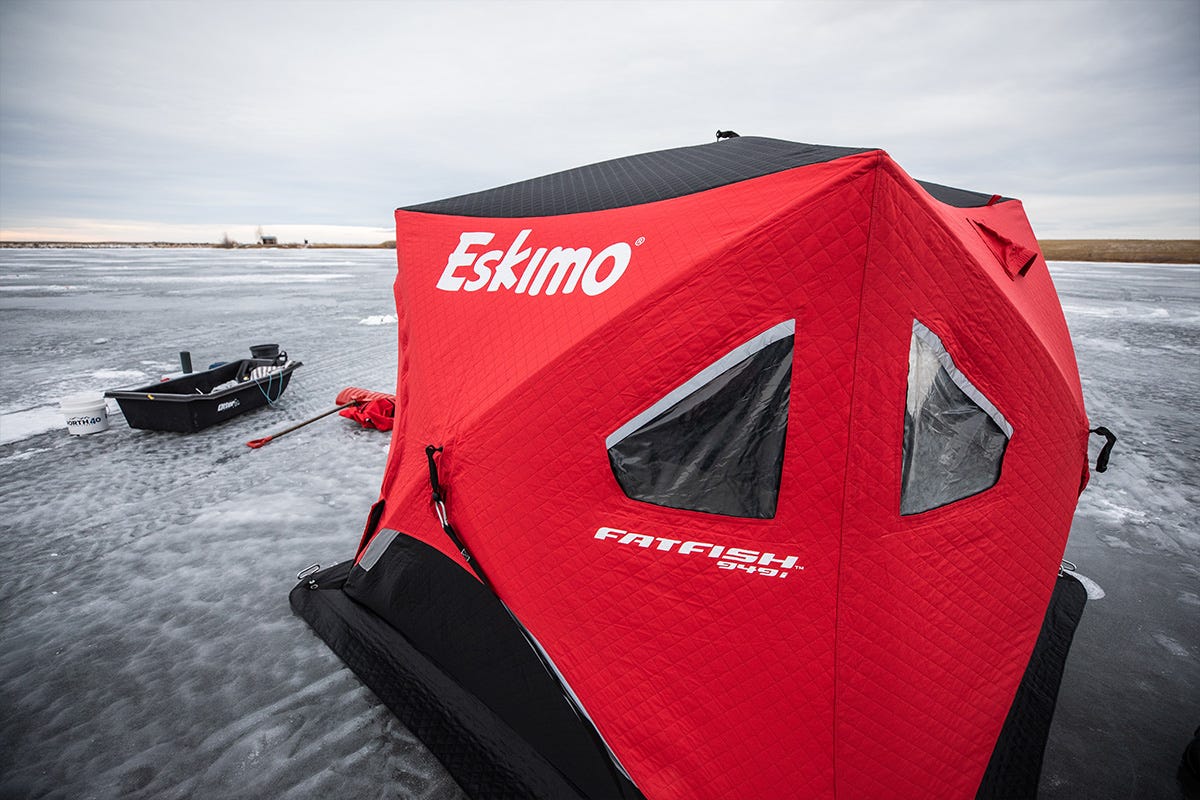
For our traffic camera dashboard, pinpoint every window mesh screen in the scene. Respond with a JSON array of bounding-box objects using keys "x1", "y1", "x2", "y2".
[
  {"x1": 607, "y1": 323, "x2": 793, "y2": 519},
  {"x1": 901, "y1": 320, "x2": 1011, "y2": 515}
]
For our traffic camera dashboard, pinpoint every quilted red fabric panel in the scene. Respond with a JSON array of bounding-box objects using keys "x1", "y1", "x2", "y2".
[
  {"x1": 834, "y1": 160, "x2": 1087, "y2": 798},
  {"x1": 367, "y1": 150, "x2": 1087, "y2": 799}
]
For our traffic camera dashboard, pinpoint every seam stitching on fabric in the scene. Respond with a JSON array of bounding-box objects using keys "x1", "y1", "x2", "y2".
[{"x1": 832, "y1": 152, "x2": 883, "y2": 794}]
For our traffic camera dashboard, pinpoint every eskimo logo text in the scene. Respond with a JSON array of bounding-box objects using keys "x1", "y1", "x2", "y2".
[{"x1": 436, "y1": 229, "x2": 632, "y2": 297}]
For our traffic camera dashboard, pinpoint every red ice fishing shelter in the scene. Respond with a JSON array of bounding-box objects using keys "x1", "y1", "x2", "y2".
[{"x1": 293, "y1": 137, "x2": 1105, "y2": 799}]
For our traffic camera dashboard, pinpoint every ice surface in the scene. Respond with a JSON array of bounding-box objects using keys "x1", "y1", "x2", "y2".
[
  {"x1": 1039, "y1": 261, "x2": 1200, "y2": 800},
  {"x1": 0, "y1": 251, "x2": 1196, "y2": 800},
  {"x1": 0, "y1": 248, "x2": 463, "y2": 800}
]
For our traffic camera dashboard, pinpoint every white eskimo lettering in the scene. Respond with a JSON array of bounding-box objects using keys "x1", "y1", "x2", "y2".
[
  {"x1": 437, "y1": 232, "x2": 494, "y2": 291},
  {"x1": 514, "y1": 247, "x2": 547, "y2": 294},
  {"x1": 437, "y1": 230, "x2": 632, "y2": 296},
  {"x1": 527, "y1": 247, "x2": 591, "y2": 296},
  {"x1": 465, "y1": 249, "x2": 502, "y2": 291},
  {"x1": 581, "y1": 242, "x2": 631, "y2": 296},
  {"x1": 487, "y1": 229, "x2": 533, "y2": 292}
]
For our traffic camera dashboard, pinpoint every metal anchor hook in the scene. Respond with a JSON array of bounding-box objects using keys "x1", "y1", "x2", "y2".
[{"x1": 297, "y1": 563, "x2": 322, "y2": 589}]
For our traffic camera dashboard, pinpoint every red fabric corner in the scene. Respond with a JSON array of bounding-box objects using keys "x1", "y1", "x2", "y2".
[{"x1": 973, "y1": 220, "x2": 1039, "y2": 278}]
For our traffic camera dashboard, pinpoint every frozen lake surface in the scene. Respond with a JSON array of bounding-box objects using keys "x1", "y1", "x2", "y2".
[{"x1": 1, "y1": 249, "x2": 1197, "y2": 799}]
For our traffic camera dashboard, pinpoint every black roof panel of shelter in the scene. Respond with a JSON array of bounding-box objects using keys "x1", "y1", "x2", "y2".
[
  {"x1": 916, "y1": 180, "x2": 1009, "y2": 209},
  {"x1": 401, "y1": 136, "x2": 1007, "y2": 217}
]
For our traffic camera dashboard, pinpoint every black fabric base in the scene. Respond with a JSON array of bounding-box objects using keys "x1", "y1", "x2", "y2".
[
  {"x1": 290, "y1": 556, "x2": 640, "y2": 800},
  {"x1": 343, "y1": 533, "x2": 641, "y2": 799},
  {"x1": 977, "y1": 573, "x2": 1089, "y2": 799},
  {"x1": 291, "y1": 553, "x2": 1084, "y2": 799}
]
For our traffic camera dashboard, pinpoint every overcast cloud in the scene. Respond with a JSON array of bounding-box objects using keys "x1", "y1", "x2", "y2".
[{"x1": 1, "y1": 0, "x2": 1197, "y2": 242}]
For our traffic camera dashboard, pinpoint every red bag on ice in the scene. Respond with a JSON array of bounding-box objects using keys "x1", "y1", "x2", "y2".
[{"x1": 335, "y1": 387, "x2": 396, "y2": 431}]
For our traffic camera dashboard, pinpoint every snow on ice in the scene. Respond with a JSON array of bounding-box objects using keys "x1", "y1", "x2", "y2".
[{"x1": 358, "y1": 314, "x2": 398, "y2": 326}]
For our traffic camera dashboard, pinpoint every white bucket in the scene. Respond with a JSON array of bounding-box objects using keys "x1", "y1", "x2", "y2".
[{"x1": 60, "y1": 393, "x2": 109, "y2": 435}]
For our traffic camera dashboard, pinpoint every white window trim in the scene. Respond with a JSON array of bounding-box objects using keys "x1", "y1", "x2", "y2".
[
  {"x1": 910, "y1": 319, "x2": 1013, "y2": 438},
  {"x1": 606, "y1": 319, "x2": 796, "y2": 450}
]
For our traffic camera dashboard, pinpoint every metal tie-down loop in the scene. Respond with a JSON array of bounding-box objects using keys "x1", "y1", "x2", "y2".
[{"x1": 425, "y1": 445, "x2": 483, "y2": 579}]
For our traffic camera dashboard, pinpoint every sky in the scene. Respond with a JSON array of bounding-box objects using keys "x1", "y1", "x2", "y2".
[{"x1": 0, "y1": 0, "x2": 1197, "y2": 243}]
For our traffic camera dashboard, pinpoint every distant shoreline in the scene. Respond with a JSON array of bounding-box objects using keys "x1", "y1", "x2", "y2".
[
  {"x1": 1037, "y1": 240, "x2": 1199, "y2": 264},
  {"x1": 1, "y1": 239, "x2": 1197, "y2": 263}
]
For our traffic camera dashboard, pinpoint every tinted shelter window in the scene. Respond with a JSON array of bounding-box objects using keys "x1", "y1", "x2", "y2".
[
  {"x1": 606, "y1": 320, "x2": 794, "y2": 519},
  {"x1": 901, "y1": 320, "x2": 1011, "y2": 515}
]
